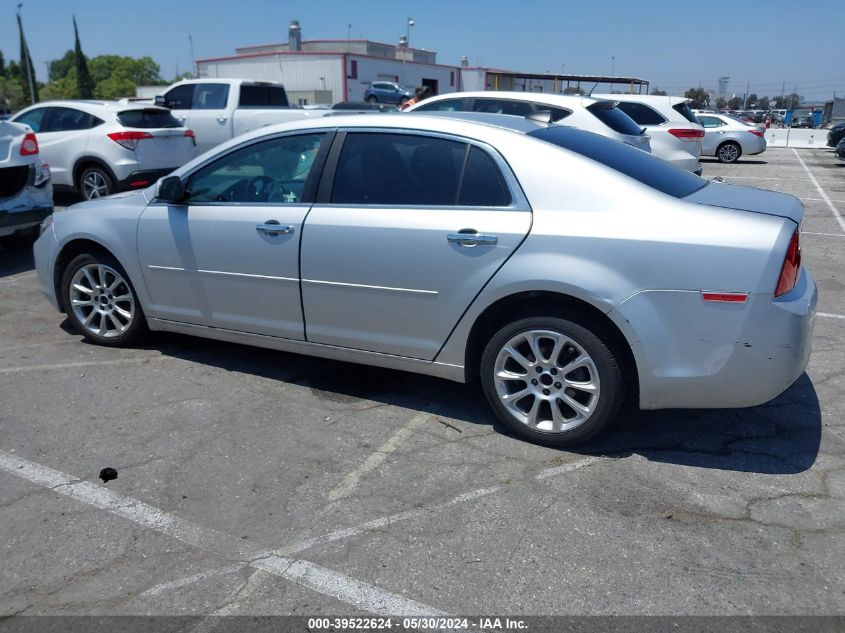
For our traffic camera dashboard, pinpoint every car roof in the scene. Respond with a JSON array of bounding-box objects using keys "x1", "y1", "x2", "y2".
[
  {"x1": 593, "y1": 93, "x2": 691, "y2": 106},
  {"x1": 416, "y1": 91, "x2": 601, "y2": 108},
  {"x1": 16, "y1": 100, "x2": 171, "y2": 114},
  {"x1": 410, "y1": 110, "x2": 547, "y2": 133}
]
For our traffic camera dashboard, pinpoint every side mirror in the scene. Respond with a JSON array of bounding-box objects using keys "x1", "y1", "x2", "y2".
[
  {"x1": 157, "y1": 176, "x2": 185, "y2": 204},
  {"x1": 154, "y1": 95, "x2": 169, "y2": 108}
]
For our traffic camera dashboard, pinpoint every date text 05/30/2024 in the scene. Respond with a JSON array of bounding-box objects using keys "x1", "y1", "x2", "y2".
[{"x1": 307, "y1": 617, "x2": 529, "y2": 630}]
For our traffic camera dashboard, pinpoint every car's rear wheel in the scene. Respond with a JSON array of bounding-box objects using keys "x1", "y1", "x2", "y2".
[
  {"x1": 480, "y1": 316, "x2": 623, "y2": 447},
  {"x1": 717, "y1": 141, "x2": 742, "y2": 163},
  {"x1": 60, "y1": 253, "x2": 146, "y2": 346},
  {"x1": 79, "y1": 165, "x2": 115, "y2": 200},
  {"x1": 366, "y1": 96, "x2": 378, "y2": 104}
]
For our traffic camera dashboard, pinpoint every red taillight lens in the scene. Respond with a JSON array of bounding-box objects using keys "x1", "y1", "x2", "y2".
[
  {"x1": 184, "y1": 129, "x2": 196, "y2": 146},
  {"x1": 775, "y1": 230, "x2": 801, "y2": 297},
  {"x1": 748, "y1": 129, "x2": 764, "y2": 137},
  {"x1": 668, "y1": 128, "x2": 705, "y2": 140},
  {"x1": 20, "y1": 132, "x2": 39, "y2": 156},
  {"x1": 107, "y1": 131, "x2": 153, "y2": 150}
]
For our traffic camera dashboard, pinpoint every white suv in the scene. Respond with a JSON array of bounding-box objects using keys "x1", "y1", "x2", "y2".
[
  {"x1": 406, "y1": 91, "x2": 651, "y2": 152},
  {"x1": 593, "y1": 94, "x2": 704, "y2": 174},
  {"x1": 0, "y1": 120, "x2": 52, "y2": 248},
  {"x1": 12, "y1": 101, "x2": 198, "y2": 200}
]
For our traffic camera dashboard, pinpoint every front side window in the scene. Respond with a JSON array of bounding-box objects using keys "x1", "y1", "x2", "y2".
[
  {"x1": 13, "y1": 107, "x2": 48, "y2": 132},
  {"x1": 615, "y1": 101, "x2": 667, "y2": 126},
  {"x1": 163, "y1": 84, "x2": 194, "y2": 109},
  {"x1": 43, "y1": 107, "x2": 101, "y2": 132},
  {"x1": 331, "y1": 133, "x2": 466, "y2": 205},
  {"x1": 186, "y1": 133, "x2": 327, "y2": 204},
  {"x1": 192, "y1": 83, "x2": 229, "y2": 110},
  {"x1": 472, "y1": 99, "x2": 534, "y2": 117}
]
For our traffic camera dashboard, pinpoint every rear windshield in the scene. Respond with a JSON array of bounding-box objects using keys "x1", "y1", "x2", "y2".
[
  {"x1": 586, "y1": 102, "x2": 643, "y2": 136},
  {"x1": 527, "y1": 125, "x2": 707, "y2": 199},
  {"x1": 672, "y1": 102, "x2": 701, "y2": 125},
  {"x1": 117, "y1": 109, "x2": 181, "y2": 128},
  {"x1": 239, "y1": 85, "x2": 289, "y2": 108}
]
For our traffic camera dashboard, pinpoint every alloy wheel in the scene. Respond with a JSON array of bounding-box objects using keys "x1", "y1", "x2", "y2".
[
  {"x1": 493, "y1": 329, "x2": 601, "y2": 433},
  {"x1": 82, "y1": 170, "x2": 110, "y2": 199},
  {"x1": 718, "y1": 143, "x2": 740, "y2": 163},
  {"x1": 69, "y1": 264, "x2": 135, "y2": 338}
]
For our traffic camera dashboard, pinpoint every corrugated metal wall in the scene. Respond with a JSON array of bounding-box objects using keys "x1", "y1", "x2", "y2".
[{"x1": 345, "y1": 56, "x2": 457, "y2": 101}]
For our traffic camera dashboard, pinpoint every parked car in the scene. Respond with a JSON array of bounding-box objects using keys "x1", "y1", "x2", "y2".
[
  {"x1": 331, "y1": 101, "x2": 400, "y2": 112},
  {"x1": 790, "y1": 110, "x2": 814, "y2": 128},
  {"x1": 364, "y1": 82, "x2": 413, "y2": 105},
  {"x1": 12, "y1": 101, "x2": 198, "y2": 201},
  {"x1": 827, "y1": 122, "x2": 845, "y2": 147},
  {"x1": 156, "y1": 79, "x2": 324, "y2": 153},
  {"x1": 697, "y1": 113, "x2": 767, "y2": 163},
  {"x1": 406, "y1": 91, "x2": 651, "y2": 153},
  {"x1": 33, "y1": 114, "x2": 816, "y2": 447},
  {"x1": 836, "y1": 137, "x2": 845, "y2": 161},
  {"x1": 0, "y1": 120, "x2": 53, "y2": 249},
  {"x1": 593, "y1": 94, "x2": 704, "y2": 174}
]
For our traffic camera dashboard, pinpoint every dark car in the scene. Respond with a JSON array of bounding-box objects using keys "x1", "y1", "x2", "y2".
[
  {"x1": 363, "y1": 82, "x2": 413, "y2": 105},
  {"x1": 332, "y1": 101, "x2": 399, "y2": 112},
  {"x1": 836, "y1": 137, "x2": 845, "y2": 161},
  {"x1": 827, "y1": 122, "x2": 845, "y2": 147}
]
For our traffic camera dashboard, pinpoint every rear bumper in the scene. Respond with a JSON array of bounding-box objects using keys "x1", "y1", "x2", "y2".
[
  {"x1": 612, "y1": 267, "x2": 818, "y2": 410},
  {"x1": 0, "y1": 206, "x2": 52, "y2": 237},
  {"x1": 116, "y1": 169, "x2": 176, "y2": 191}
]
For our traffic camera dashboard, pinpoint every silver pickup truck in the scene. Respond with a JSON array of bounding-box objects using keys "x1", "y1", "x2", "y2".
[{"x1": 155, "y1": 79, "x2": 324, "y2": 153}]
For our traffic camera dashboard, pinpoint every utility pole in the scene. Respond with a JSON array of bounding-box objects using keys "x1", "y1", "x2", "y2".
[
  {"x1": 188, "y1": 35, "x2": 196, "y2": 78},
  {"x1": 743, "y1": 81, "x2": 749, "y2": 108}
]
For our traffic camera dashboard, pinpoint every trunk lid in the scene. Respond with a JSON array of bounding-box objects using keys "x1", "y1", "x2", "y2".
[
  {"x1": 685, "y1": 181, "x2": 803, "y2": 224},
  {"x1": 133, "y1": 128, "x2": 196, "y2": 171}
]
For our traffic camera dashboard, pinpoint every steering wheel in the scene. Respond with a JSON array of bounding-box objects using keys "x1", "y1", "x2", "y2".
[{"x1": 247, "y1": 176, "x2": 288, "y2": 202}]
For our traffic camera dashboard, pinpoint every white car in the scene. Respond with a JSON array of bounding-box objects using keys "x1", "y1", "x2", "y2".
[
  {"x1": 12, "y1": 101, "x2": 198, "y2": 200},
  {"x1": 697, "y1": 113, "x2": 767, "y2": 163},
  {"x1": 0, "y1": 120, "x2": 52, "y2": 248},
  {"x1": 594, "y1": 94, "x2": 704, "y2": 174},
  {"x1": 405, "y1": 91, "x2": 651, "y2": 152}
]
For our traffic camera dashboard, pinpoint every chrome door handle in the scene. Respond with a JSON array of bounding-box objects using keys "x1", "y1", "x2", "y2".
[
  {"x1": 256, "y1": 222, "x2": 294, "y2": 236},
  {"x1": 217, "y1": 116, "x2": 228, "y2": 124},
  {"x1": 447, "y1": 231, "x2": 498, "y2": 247}
]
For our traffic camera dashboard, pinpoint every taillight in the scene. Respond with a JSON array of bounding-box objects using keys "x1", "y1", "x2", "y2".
[
  {"x1": 184, "y1": 129, "x2": 196, "y2": 146},
  {"x1": 668, "y1": 128, "x2": 705, "y2": 140},
  {"x1": 748, "y1": 129, "x2": 764, "y2": 137},
  {"x1": 775, "y1": 230, "x2": 801, "y2": 297},
  {"x1": 107, "y1": 131, "x2": 153, "y2": 150},
  {"x1": 20, "y1": 132, "x2": 39, "y2": 156}
]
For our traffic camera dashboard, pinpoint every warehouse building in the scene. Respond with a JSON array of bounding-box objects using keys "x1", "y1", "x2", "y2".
[{"x1": 195, "y1": 20, "x2": 650, "y2": 106}]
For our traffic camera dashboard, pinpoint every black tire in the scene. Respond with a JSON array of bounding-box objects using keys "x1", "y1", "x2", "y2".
[
  {"x1": 716, "y1": 141, "x2": 742, "y2": 163},
  {"x1": 480, "y1": 316, "x2": 624, "y2": 447},
  {"x1": 366, "y1": 95, "x2": 378, "y2": 104},
  {"x1": 60, "y1": 252, "x2": 147, "y2": 347},
  {"x1": 78, "y1": 165, "x2": 115, "y2": 200}
]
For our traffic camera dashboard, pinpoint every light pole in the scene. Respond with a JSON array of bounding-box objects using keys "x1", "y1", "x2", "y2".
[
  {"x1": 611, "y1": 56, "x2": 615, "y2": 76},
  {"x1": 188, "y1": 34, "x2": 196, "y2": 78},
  {"x1": 407, "y1": 17, "x2": 414, "y2": 48},
  {"x1": 347, "y1": 23, "x2": 351, "y2": 41}
]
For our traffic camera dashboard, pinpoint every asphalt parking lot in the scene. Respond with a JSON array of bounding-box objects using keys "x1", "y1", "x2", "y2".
[{"x1": 1, "y1": 148, "x2": 843, "y2": 624}]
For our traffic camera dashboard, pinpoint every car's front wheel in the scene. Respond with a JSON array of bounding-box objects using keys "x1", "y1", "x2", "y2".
[
  {"x1": 366, "y1": 95, "x2": 378, "y2": 104},
  {"x1": 79, "y1": 165, "x2": 115, "y2": 200},
  {"x1": 480, "y1": 316, "x2": 623, "y2": 447},
  {"x1": 60, "y1": 253, "x2": 146, "y2": 346},
  {"x1": 717, "y1": 141, "x2": 742, "y2": 163}
]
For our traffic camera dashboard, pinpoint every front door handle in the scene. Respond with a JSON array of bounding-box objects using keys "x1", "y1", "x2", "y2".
[
  {"x1": 447, "y1": 231, "x2": 498, "y2": 247},
  {"x1": 217, "y1": 116, "x2": 228, "y2": 124},
  {"x1": 256, "y1": 221, "x2": 294, "y2": 236}
]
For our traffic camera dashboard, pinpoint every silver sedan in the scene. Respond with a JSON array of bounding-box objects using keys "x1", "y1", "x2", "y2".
[
  {"x1": 33, "y1": 114, "x2": 816, "y2": 447},
  {"x1": 699, "y1": 113, "x2": 767, "y2": 163}
]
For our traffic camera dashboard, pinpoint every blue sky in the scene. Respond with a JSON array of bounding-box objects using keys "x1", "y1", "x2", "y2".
[{"x1": 3, "y1": 0, "x2": 844, "y2": 101}]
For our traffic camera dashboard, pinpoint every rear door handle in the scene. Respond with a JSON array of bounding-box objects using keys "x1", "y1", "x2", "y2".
[
  {"x1": 217, "y1": 116, "x2": 228, "y2": 124},
  {"x1": 256, "y1": 221, "x2": 294, "y2": 236},
  {"x1": 447, "y1": 231, "x2": 498, "y2": 247}
]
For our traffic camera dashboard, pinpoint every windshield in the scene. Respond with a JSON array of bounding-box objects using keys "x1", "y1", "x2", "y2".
[
  {"x1": 527, "y1": 125, "x2": 707, "y2": 199},
  {"x1": 117, "y1": 109, "x2": 181, "y2": 128},
  {"x1": 586, "y1": 102, "x2": 643, "y2": 136}
]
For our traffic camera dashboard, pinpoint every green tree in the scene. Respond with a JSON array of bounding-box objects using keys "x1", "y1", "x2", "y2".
[
  {"x1": 715, "y1": 96, "x2": 727, "y2": 110},
  {"x1": 73, "y1": 17, "x2": 95, "y2": 99},
  {"x1": 0, "y1": 76, "x2": 24, "y2": 110},
  {"x1": 17, "y1": 11, "x2": 39, "y2": 103},
  {"x1": 744, "y1": 93, "x2": 758, "y2": 109},
  {"x1": 649, "y1": 87, "x2": 667, "y2": 96},
  {"x1": 757, "y1": 96, "x2": 770, "y2": 110},
  {"x1": 0, "y1": 50, "x2": 6, "y2": 78},
  {"x1": 40, "y1": 69, "x2": 78, "y2": 100},
  {"x1": 49, "y1": 50, "x2": 75, "y2": 82},
  {"x1": 727, "y1": 96, "x2": 743, "y2": 110},
  {"x1": 684, "y1": 87, "x2": 709, "y2": 109}
]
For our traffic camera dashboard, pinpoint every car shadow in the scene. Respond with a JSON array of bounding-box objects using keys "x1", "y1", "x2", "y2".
[
  {"x1": 0, "y1": 246, "x2": 35, "y2": 277},
  {"x1": 97, "y1": 328, "x2": 821, "y2": 476},
  {"x1": 700, "y1": 158, "x2": 768, "y2": 165}
]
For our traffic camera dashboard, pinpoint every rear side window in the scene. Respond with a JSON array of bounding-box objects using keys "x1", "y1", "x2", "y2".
[
  {"x1": 331, "y1": 133, "x2": 467, "y2": 205},
  {"x1": 459, "y1": 146, "x2": 512, "y2": 207},
  {"x1": 43, "y1": 107, "x2": 102, "y2": 132},
  {"x1": 527, "y1": 125, "x2": 706, "y2": 199},
  {"x1": 586, "y1": 102, "x2": 643, "y2": 136},
  {"x1": 13, "y1": 107, "x2": 48, "y2": 132},
  {"x1": 615, "y1": 101, "x2": 666, "y2": 126},
  {"x1": 472, "y1": 99, "x2": 534, "y2": 117},
  {"x1": 193, "y1": 83, "x2": 229, "y2": 110},
  {"x1": 239, "y1": 85, "x2": 289, "y2": 108},
  {"x1": 117, "y1": 109, "x2": 181, "y2": 129},
  {"x1": 415, "y1": 99, "x2": 467, "y2": 112},
  {"x1": 672, "y1": 102, "x2": 701, "y2": 125},
  {"x1": 698, "y1": 116, "x2": 725, "y2": 129}
]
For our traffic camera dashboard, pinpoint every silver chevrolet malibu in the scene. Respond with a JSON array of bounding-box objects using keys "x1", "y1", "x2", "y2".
[{"x1": 33, "y1": 114, "x2": 817, "y2": 447}]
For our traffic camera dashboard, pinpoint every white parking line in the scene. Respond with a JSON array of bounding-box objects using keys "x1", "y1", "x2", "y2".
[
  {"x1": 802, "y1": 231, "x2": 845, "y2": 238},
  {"x1": 0, "y1": 450, "x2": 445, "y2": 616},
  {"x1": 0, "y1": 357, "x2": 162, "y2": 375},
  {"x1": 793, "y1": 149, "x2": 845, "y2": 234},
  {"x1": 535, "y1": 455, "x2": 602, "y2": 479},
  {"x1": 141, "y1": 564, "x2": 243, "y2": 596},
  {"x1": 818, "y1": 312, "x2": 845, "y2": 320}
]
